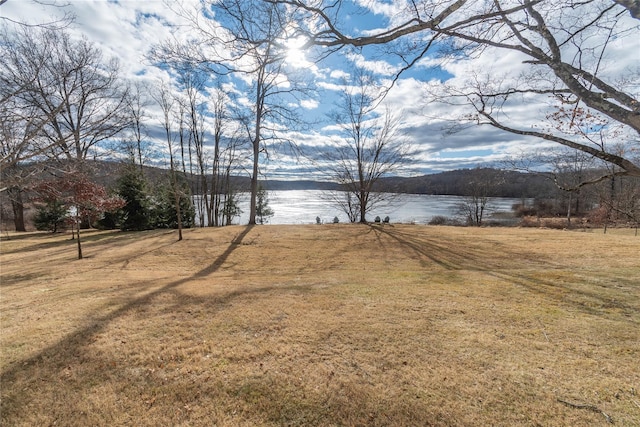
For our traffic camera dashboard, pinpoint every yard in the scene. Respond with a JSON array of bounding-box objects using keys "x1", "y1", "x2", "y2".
[{"x1": 1, "y1": 224, "x2": 638, "y2": 426}]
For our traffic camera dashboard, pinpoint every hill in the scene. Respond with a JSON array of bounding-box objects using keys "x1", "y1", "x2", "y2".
[
  {"x1": 86, "y1": 161, "x2": 555, "y2": 198},
  {"x1": 374, "y1": 168, "x2": 555, "y2": 197}
]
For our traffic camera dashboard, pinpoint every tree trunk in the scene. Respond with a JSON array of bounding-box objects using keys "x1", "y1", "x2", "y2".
[
  {"x1": 566, "y1": 192, "x2": 573, "y2": 227},
  {"x1": 138, "y1": 148, "x2": 144, "y2": 173},
  {"x1": 249, "y1": 139, "x2": 259, "y2": 225},
  {"x1": 9, "y1": 188, "x2": 26, "y2": 232},
  {"x1": 211, "y1": 140, "x2": 220, "y2": 227},
  {"x1": 175, "y1": 192, "x2": 183, "y2": 241},
  {"x1": 359, "y1": 189, "x2": 367, "y2": 223},
  {"x1": 169, "y1": 142, "x2": 183, "y2": 240},
  {"x1": 75, "y1": 216, "x2": 83, "y2": 259},
  {"x1": 224, "y1": 168, "x2": 232, "y2": 226},
  {"x1": 200, "y1": 174, "x2": 209, "y2": 227},
  {"x1": 169, "y1": 157, "x2": 183, "y2": 241}
]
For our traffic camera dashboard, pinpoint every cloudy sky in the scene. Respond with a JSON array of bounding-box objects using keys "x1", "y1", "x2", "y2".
[{"x1": 2, "y1": 0, "x2": 638, "y2": 180}]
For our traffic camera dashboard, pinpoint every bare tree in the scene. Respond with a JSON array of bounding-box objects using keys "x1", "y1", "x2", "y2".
[
  {"x1": 455, "y1": 167, "x2": 503, "y2": 226},
  {"x1": 208, "y1": 84, "x2": 232, "y2": 226},
  {"x1": 177, "y1": 70, "x2": 210, "y2": 226},
  {"x1": 323, "y1": 68, "x2": 412, "y2": 223},
  {"x1": 5, "y1": 27, "x2": 129, "y2": 165},
  {"x1": 153, "y1": 80, "x2": 184, "y2": 240},
  {"x1": 0, "y1": 25, "x2": 64, "y2": 168},
  {"x1": 0, "y1": 26, "x2": 53, "y2": 230},
  {"x1": 276, "y1": 0, "x2": 640, "y2": 178},
  {"x1": 174, "y1": 97, "x2": 189, "y2": 176},
  {"x1": 151, "y1": 0, "x2": 311, "y2": 224},
  {"x1": 2, "y1": 25, "x2": 129, "y2": 229},
  {"x1": 0, "y1": 0, "x2": 74, "y2": 30},
  {"x1": 599, "y1": 173, "x2": 640, "y2": 233},
  {"x1": 0, "y1": 116, "x2": 32, "y2": 231},
  {"x1": 220, "y1": 135, "x2": 245, "y2": 226},
  {"x1": 0, "y1": 94, "x2": 55, "y2": 230},
  {"x1": 122, "y1": 82, "x2": 151, "y2": 171},
  {"x1": 0, "y1": 23, "x2": 65, "y2": 231},
  {"x1": 547, "y1": 149, "x2": 597, "y2": 226},
  {"x1": 592, "y1": 146, "x2": 640, "y2": 233}
]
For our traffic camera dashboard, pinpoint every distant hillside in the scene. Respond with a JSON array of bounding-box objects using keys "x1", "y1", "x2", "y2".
[
  {"x1": 374, "y1": 168, "x2": 556, "y2": 198},
  {"x1": 58, "y1": 161, "x2": 556, "y2": 199},
  {"x1": 262, "y1": 180, "x2": 341, "y2": 191},
  {"x1": 262, "y1": 169, "x2": 554, "y2": 198}
]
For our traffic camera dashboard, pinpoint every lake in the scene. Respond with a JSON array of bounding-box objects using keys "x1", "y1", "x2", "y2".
[{"x1": 196, "y1": 190, "x2": 525, "y2": 225}]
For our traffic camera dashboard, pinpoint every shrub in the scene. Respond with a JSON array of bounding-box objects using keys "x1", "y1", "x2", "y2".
[
  {"x1": 429, "y1": 215, "x2": 449, "y2": 225},
  {"x1": 256, "y1": 186, "x2": 274, "y2": 224},
  {"x1": 512, "y1": 203, "x2": 538, "y2": 217},
  {"x1": 33, "y1": 201, "x2": 68, "y2": 232},
  {"x1": 428, "y1": 216, "x2": 464, "y2": 226},
  {"x1": 519, "y1": 216, "x2": 569, "y2": 229}
]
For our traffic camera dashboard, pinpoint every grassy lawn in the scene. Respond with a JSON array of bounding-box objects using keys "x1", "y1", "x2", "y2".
[{"x1": 1, "y1": 224, "x2": 638, "y2": 426}]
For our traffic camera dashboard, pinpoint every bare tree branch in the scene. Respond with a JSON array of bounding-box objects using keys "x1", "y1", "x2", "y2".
[
  {"x1": 614, "y1": 0, "x2": 640, "y2": 19},
  {"x1": 274, "y1": 0, "x2": 639, "y2": 176}
]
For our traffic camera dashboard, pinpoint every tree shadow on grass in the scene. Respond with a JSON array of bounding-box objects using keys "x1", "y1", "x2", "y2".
[
  {"x1": 2, "y1": 224, "x2": 637, "y2": 425},
  {"x1": 0, "y1": 225, "x2": 256, "y2": 422},
  {"x1": 1, "y1": 221, "x2": 456, "y2": 425},
  {"x1": 0, "y1": 229, "x2": 172, "y2": 256},
  {"x1": 488, "y1": 270, "x2": 640, "y2": 322},
  {"x1": 0, "y1": 230, "x2": 179, "y2": 289},
  {"x1": 366, "y1": 224, "x2": 493, "y2": 270},
  {"x1": 369, "y1": 225, "x2": 640, "y2": 323},
  {"x1": 0, "y1": 232, "x2": 76, "y2": 255}
]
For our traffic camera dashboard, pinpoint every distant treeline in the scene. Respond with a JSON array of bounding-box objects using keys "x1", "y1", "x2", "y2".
[
  {"x1": 230, "y1": 168, "x2": 555, "y2": 199},
  {"x1": 370, "y1": 169, "x2": 554, "y2": 198},
  {"x1": 19, "y1": 161, "x2": 584, "y2": 200},
  {"x1": 89, "y1": 162, "x2": 555, "y2": 199}
]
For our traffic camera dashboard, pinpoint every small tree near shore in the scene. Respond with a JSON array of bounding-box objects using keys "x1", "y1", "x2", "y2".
[
  {"x1": 456, "y1": 168, "x2": 503, "y2": 226},
  {"x1": 34, "y1": 172, "x2": 125, "y2": 259},
  {"x1": 256, "y1": 186, "x2": 274, "y2": 224},
  {"x1": 324, "y1": 68, "x2": 412, "y2": 223}
]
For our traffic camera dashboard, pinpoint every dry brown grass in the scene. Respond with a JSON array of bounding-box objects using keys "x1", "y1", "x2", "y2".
[{"x1": 1, "y1": 224, "x2": 639, "y2": 426}]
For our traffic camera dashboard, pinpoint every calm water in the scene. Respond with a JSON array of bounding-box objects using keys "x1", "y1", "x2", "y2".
[{"x1": 196, "y1": 190, "x2": 524, "y2": 225}]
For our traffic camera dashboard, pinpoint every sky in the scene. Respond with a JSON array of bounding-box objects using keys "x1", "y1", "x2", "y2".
[{"x1": 2, "y1": 0, "x2": 638, "y2": 180}]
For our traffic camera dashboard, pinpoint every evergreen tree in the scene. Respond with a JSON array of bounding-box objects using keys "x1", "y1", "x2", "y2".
[
  {"x1": 116, "y1": 165, "x2": 151, "y2": 231},
  {"x1": 222, "y1": 190, "x2": 242, "y2": 225},
  {"x1": 33, "y1": 200, "x2": 68, "y2": 232},
  {"x1": 151, "y1": 176, "x2": 195, "y2": 229},
  {"x1": 256, "y1": 186, "x2": 274, "y2": 224}
]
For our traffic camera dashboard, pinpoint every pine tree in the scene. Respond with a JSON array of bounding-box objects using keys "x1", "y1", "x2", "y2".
[
  {"x1": 116, "y1": 165, "x2": 151, "y2": 231},
  {"x1": 152, "y1": 176, "x2": 195, "y2": 229},
  {"x1": 256, "y1": 186, "x2": 274, "y2": 224},
  {"x1": 33, "y1": 200, "x2": 68, "y2": 232}
]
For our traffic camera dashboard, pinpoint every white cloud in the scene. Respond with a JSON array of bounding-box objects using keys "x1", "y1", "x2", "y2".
[
  {"x1": 318, "y1": 79, "x2": 346, "y2": 92},
  {"x1": 3, "y1": 0, "x2": 637, "y2": 179},
  {"x1": 300, "y1": 99, "x2": 319, "y2": 110},
  {"x1": 329, "y1": 69, "x2": 350, "y2": 80},
  {"x1": 345, "y1": 52, "x2": 400, "y2": 76}
]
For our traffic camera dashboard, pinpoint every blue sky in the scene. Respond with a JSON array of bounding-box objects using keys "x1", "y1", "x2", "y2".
[{"x1": 2, "y1": 0, "x2": 638, "y2": 180}]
